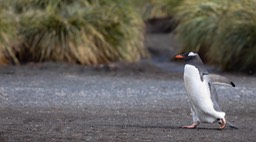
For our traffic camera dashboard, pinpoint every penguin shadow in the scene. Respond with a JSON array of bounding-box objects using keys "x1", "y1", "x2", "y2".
[
  {"x1": 181, "y1": 125, "x2": 239, "y2": 131},
  {"x1": 114, "y1": 124, "x2": 181, "y2": 130},
  {"x1": 114, "y1": 124, "x2": 238, "y2": 131},
  {"x1": 186, "y1": 127, "x2": 238, "y2": 131}
]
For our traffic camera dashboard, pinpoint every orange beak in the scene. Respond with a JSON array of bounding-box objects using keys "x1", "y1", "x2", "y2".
[{"x1": 175, "y1": 55, "x2": 185, "y2": 59}]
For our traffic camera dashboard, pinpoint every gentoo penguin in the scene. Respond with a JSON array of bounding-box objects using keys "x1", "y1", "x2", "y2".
[{"x1": 175, "y1": 52, "x2": 237, "y2": 129}]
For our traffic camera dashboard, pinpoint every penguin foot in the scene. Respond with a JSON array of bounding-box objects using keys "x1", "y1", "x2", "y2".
[
  {"x1": 182, "y1": 122, "x2": 199, "y2": 129},
  {"x1": 219, "y1": 118, "x2": 226, "y2": 129}
]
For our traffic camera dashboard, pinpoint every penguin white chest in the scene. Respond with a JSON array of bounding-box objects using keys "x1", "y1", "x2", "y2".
[{"x1": 183, "y1": 65, "x2": 215, "y2": 115}]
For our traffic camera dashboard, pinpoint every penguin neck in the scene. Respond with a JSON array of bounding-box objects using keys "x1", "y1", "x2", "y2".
[
  {"x1": 185, "y1": 57, "x2": 208, "y2": 75},
  {"x1": 185, "y1": 56, "x2": 204, "y2": 66}
]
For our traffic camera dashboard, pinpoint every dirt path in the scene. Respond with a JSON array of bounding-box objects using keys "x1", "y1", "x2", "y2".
[
  {"x1": 0, "y1": 61, "x2": 255, "y2": 141},
  {"x1": 0, "y1": 32, "x2": 255, "y2": 141}
]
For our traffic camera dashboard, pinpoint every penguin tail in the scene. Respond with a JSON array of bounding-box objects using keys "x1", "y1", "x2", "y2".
[{"x1": 227, "y1": 121, "x2": 238, "y2": 129}]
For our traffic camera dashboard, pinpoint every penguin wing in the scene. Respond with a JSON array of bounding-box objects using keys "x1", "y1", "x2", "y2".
[
  {"x1": 195, "y1": 65, "x2": 209, "y2": 82},
  {"x1": 208, "y1": 83, "x2": 222, "y2": 111},
  {"x1": 204, "y1": 74, "x2": 235, "y2": 87}
]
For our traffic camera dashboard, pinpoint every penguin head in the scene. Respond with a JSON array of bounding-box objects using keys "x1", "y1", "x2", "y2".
[{"x1": 175, "y1": 52, "x2": 202, "y2": 63}]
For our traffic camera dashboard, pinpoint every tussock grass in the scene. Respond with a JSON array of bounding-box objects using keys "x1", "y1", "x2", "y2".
[
  {"x1": 176, "y1": 0, "x2": 256, "y2": 71},
  {"x1": 18, "y1": 0, "x2": 149, "y2": 65},
  {"x1": 0, "y1": 0, "x2": 149, "y2": 65},
  {"x1": 0, "y1": 5, "x2": 19, "y2": 65},
  {"x1": 212, "y1": 1, "x2": 256, "y2": 71},
  {"x1": 130, "y1": 0, "x2": 183, "y2": 19}
]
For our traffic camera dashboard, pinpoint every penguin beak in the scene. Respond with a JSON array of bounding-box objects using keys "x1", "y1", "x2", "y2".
[{"x1": 175, "y1": 54, "x2": 185, "y2": 59}]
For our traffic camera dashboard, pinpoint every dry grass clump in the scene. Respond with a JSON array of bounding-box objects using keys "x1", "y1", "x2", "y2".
[
  {"x1": 175, "y1": 0, "x2": 256, "y2": 71},
  {"x1": 18, "y1": 0, "x2": 148, "y2": 65},
  {"x1": 130, "y1": 0, "x2": 183, "y2": 19},
  {"x1": 0, "y1": 5, "x2": 19, "y2": 65},
  {"x1": 0, "y1": 0, "x2": 149, "y2": 65}
]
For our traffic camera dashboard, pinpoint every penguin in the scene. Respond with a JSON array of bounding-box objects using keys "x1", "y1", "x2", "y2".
[{"x1": 175, "y1": 52, "x2": 237, "y2": 129}]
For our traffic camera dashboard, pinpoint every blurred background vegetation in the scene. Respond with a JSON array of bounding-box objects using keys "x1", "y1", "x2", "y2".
[
  {"x1": 175, "y1": 0, "x2": 256, "y2": 72},
  {"x1": 0, "y1": 0, "x2": 149, "y2": 65},
  {"x1": 0, "y1": 0, "x2": 255, "y2": 73}
]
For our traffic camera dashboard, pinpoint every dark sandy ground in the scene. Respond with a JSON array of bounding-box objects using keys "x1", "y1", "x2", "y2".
[{"x1": 0, "y1": 32, "x2": 256, "y2": 142}]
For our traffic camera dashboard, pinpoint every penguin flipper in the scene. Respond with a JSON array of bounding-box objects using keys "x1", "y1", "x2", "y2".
[{"x1": 204, "y1": 74, "x2": 235, "y2": 87}]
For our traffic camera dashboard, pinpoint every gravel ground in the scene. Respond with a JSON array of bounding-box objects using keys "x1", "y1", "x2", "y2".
[
  {"x1": 0, "y1": 33, "x2": 255, "y2": 141},
  {"x1": 0, "y1": 62, "x2": 255, "y2": 142}
]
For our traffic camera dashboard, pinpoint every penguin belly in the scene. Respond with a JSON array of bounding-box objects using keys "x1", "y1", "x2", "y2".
[{"x1": 183, "y1": 65, "x2": 225, "y2": 123}]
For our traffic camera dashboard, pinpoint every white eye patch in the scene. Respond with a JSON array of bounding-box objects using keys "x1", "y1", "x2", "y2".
[{"x1": 188, "y1": 52, "x2": 197, "y2": 56}]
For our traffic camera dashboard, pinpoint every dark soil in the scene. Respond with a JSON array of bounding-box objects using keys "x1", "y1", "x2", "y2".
[{"x1": 0, "y1": 24, "x2": 255, "y2": 141}]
